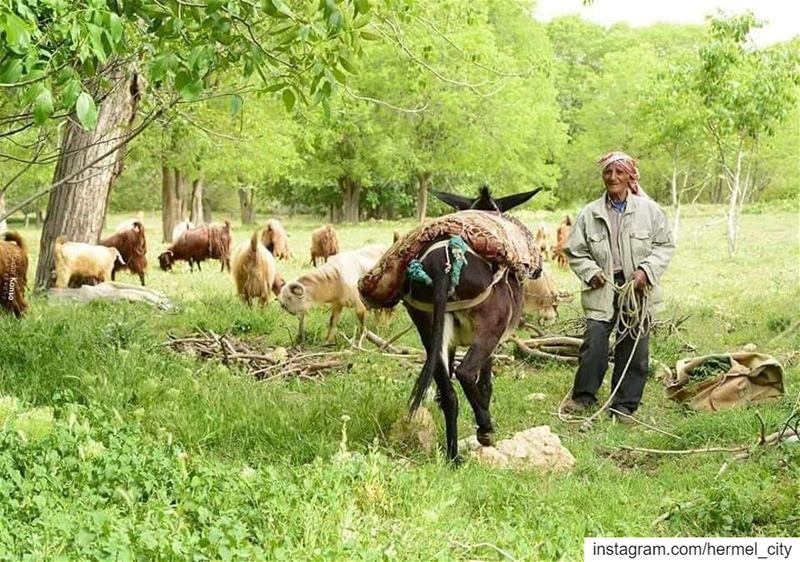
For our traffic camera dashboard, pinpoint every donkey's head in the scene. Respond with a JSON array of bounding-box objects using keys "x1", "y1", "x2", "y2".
[{"x1": 431, "y1": 185, "x2": 544, "y2": 213}]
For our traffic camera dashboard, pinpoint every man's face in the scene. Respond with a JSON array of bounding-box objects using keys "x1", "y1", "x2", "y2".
[{"x1": 602, "y1": 162, "x2": 629, "y2": 199}]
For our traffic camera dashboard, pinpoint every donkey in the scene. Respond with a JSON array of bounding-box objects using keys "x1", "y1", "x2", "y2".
[{"x1": 406, "y1": 186, "x2": 543, "y2": 462}]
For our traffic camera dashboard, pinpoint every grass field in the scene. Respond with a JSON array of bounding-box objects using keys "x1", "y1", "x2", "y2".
[{"x1": 1, "y1": 204, "x2": 798, "y2": 560}]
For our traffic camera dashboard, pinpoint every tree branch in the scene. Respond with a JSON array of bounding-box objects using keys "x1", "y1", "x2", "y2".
[{"x1": 344, "y1": 86, "x2": 428, "y2": 113}]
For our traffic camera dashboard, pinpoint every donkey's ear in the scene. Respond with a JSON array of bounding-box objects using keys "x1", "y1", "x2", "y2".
[
  {"x1": 430, "y1": 190, "x2": 474, "y2": 211},
  {"x1": 495, "y1": 188, "x2": 546, "y2": 212}
]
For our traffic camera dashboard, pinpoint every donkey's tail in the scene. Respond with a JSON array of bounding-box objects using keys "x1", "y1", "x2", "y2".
[{"x1": 409, "y1": 261, "x2": 449, "y2": 414}]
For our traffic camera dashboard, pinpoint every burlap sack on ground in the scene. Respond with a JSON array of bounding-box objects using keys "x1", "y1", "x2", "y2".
[
  {"x1": 359, "y1": 210, "x2": 540, "y2": 308},
  {"x1": 664, "y1": 352, "x2": 784, "y2": 412}
]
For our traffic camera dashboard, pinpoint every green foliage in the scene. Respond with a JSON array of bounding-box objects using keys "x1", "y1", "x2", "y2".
[{"x1": 0, "y1": 0, "x2": 368, "y2": 125}]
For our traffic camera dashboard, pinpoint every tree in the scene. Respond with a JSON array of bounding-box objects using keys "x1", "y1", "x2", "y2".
[
  {"x1": 638, "y1": 57, "x2": 710, "y2": 241},
  {"x1": 693, "y1": 13, "x2": 799, "y2": 255},
  {"x1": 1, "y1": 0, "x2": 372, "y2": 287}
]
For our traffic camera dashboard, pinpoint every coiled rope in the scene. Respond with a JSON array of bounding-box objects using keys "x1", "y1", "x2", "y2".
[{"x1": 557, "y1": 276, "x2": 652, "y2": 425}]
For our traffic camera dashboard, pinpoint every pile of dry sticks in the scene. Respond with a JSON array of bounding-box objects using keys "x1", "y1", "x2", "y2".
[{"x1": 167, "y1": 330, "x2": 353, "y2": 381}]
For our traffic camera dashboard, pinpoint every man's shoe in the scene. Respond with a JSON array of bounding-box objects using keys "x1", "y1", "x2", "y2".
[
  {"x1": 562, "y1": 399, "x2": 591, "y2": 415},
  {"x1": 609, "y1": 407, "x2": 636, "y2": 425}
]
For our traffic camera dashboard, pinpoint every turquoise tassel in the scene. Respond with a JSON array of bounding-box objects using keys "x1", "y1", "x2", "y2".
[{"x1": 407, "y1": 259, "x2": 433, "y2": 286}]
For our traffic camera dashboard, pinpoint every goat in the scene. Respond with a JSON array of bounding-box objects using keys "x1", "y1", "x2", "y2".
[
  {"x1": 115, "y1": 212, "x2": 145, "y2": 233},
  {"x1": 0, "y1": 232, "x2": 28, "y2": 317},
  {"x1": 232, "y1": 231, "x2": 280, "y2": 305},
  {"x1": 401, "y1": 186, "x2": 543, "y2": 462},
  {"x1": 553, "y1": 215, "x2": 574, "y2": 269},
  {"x1": 53, "y1": 236, "x2": 124, "y2": 289},
  {"x1": 534, "y1": 223, "x2": 554, "y2": 261},
  {"x1": 172, "y1": 220, "x2": 195, "y2": 244},
  {"x1": 99, "y1": 220, "x2": 148, "y2": 285},
  {"x1": 310, "y1": 224, "x2": 340, "y2": 267},
  {"x1": 261, "y1": 219, "x2": 292, "y2": 260},
  {"x1": 523, "y1": 269, "x2": 561, "y2": 326},
  {"x1": 279, "y1": 244, "x2": 387, "y2": 344},
  {"x1": 159, "y1": 222, "x2": 231, "y2": 272}
]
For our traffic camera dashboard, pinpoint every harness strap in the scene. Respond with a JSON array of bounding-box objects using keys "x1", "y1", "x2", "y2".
[{"x1": 403, "y1": 266, "x2": 509, "y2": 313}]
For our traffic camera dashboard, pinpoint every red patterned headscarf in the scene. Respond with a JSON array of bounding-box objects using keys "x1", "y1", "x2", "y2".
[{"x1": 597, "y1": 151, "x2": 648, "y2": 198}]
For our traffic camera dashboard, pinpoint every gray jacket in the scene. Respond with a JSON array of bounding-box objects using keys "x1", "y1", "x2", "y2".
[{"x1": 565, "y1": 194, "x2": 675, "y2": 321}]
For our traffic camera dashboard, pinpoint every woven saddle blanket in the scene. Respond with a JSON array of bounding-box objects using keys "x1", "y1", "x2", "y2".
[{"x1": 359, "y1": 210, "x2": 541, "y2": 308}]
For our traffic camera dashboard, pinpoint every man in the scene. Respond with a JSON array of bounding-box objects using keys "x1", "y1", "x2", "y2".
[{"x1": 562, "y1": 151, "x2": 675, "y2": 422}]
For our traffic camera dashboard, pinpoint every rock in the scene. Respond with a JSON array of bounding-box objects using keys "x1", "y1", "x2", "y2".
[
  {"x1": 389, "y1": 407, "x2": 437, "y2": 456},
  {"x1": 468, "y1": 425, "x2": 575, "y2": 472},
  {"x1": 458, "y1": 434, "x2": 482, "y2": 454},
  {"x1": 527, "y1": 393, "x2": 547, "y2": 401},
  {"x1": 741, "y1": 343, "x2": 757, "y2": 352}
]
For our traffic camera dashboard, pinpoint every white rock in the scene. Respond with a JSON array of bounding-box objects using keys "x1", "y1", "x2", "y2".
[{"x1": 468, "y1": 425, "x2": 575, "y2": 472}]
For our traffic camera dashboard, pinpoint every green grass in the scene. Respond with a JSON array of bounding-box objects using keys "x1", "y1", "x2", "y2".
[{"x1": 1, "y1": 205, "x2": 798, "y2": 560}]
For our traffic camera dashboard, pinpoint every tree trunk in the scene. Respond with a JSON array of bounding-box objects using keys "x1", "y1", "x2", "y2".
[
  {"x1": 670, "y1": 152, "x2": 680, "y2": 244},
  {"x1": 416, "y1": 172, "x2": 430, "y2": 222},
  {"x1": 340, "y1": 177, "x2": 361, "y2": 223},
  {"x1": 726, "y1": 145, "x2": 744, "y2": 257},
  {"x1": 0, "y1": 191, "x2": 6, "y2": 234},
  {"x1": 202, "y1": 196, "x2": 213, "y2": 224},
  {"x1": 238, "y1": 187, "x2": 255, "y2": 225},
  {"x1": 161, "y1": 163, "x2": 177, "y2": 242},
  {"x1": 190, "y1": 176, "x2": 204, "y2": 225},
  {"x1": 34, "y1": 64, "x2": 140, "y2": 289},
  {"x1": 35, "y1": 209, "x2": 43, "y2": 226},
  {"x1": 175, "y1": 169, "x2": 189, "y2": 222}
]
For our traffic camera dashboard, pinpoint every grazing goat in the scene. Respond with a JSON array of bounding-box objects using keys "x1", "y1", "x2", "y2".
[
  {"x1": 310, "y1": 224, "x2": 340, "y2": 266},
  {"x1": 0, "y1": 232, "x2": 28, "y2": 317},
  {"x1": 279, "y1": 244, "x2": 387, "y2": 344},
  {"x1": 523, "y1": 269, "x2": 561, "y2": 326},
  {"x1": 261, "y1": 219, "x2": 292, "y2": 260},
  {"x1": 402, "y1": 186, "x2": 543, "y2": 461},
  {"x1": 172, "y1": 220, "x2": 195, "y2": 244},
  {"x1": 232, "y1": 232, "x2": 280, "y2": 305},
  {"x1": 53, "y1": 236, "x2": 124, "y2": 289},
  {"x1": 159, "y1": 222, "x2": 231, "y2": 272},
  {"x1": 100, "y1": 220, "x2": 148, "y2": 285},
  {"x1": 553, "y1": 215, "x2": 574, "y2": 269}
]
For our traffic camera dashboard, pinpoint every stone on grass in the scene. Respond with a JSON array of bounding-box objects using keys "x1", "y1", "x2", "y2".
[
  {"x1": 462, "y1": 425, "x2": 575, "y2": 472},
  {"x1": 389, "y1": 407, "x2": 437, "y2": 456}
]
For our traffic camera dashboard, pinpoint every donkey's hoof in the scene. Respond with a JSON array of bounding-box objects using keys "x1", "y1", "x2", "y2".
[
  {"x1": 477, "y1": 430, "x2": 495, "y2": 447},
  {"x1": 449, "y1": 454, "x2": 464, "y2": 467}
]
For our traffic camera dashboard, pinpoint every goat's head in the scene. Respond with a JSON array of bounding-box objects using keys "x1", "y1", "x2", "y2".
[
  {"x1": 431, "y1": 185, "x2": 544, "y2": 213},
  {"x1": 278, "y1": 281, "x2": 311, "y2": 315},
  {"x1": 158, "y1": 250, "x2": 174, "y2": 271}
]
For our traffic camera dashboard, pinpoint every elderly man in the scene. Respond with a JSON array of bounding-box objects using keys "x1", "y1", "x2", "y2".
[{"x1": 562, "y1": 152, "x2": 675, "y2": 422}]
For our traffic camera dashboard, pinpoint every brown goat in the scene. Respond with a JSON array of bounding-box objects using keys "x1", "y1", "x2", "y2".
[
  {"x1": 159, "y1": 221, "x2": 231, "y2": 273},
  {"x1": 100, "y1": 220, "x2": 148, "y2": 285},
  {"x1": 534, "y1": 223, "x2": 554, "y2": 261},
  {"x1": 553, "y1": 215, "x2": 574, "y2": 269},
  {"x1": 0, "y1": 232, "x2": 28, "y2": 317},
  {"x1": 310, "y1": 224, "x2": 340, "y2": 267},
  {"x1": 232, "y1": 231, "x2": 278, "y2": 305},
  {"x1": 261, "y1": 219, "x2": 292, "y2": 260},
  {"x1": 209, "y1": 221, "x2": 232, "y2": 272}
]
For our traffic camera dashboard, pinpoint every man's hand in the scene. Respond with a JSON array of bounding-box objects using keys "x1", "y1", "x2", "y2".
[
  {"x1": 633, "y1": 269, "x2": 649, "y2": 291},
  {"x1": 589, "y1": 273, "x2": 606, "y2": 289}
]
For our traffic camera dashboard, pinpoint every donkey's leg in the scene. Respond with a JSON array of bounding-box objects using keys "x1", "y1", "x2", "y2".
[
  {"x1": 408, "y1": 307, "x2": 461, "y2": 462},
  {"x1": 434, "y1": 357, "x2": 460, "y2": 462},
  {"x1": 455, "y1": 337, "x2": 500, "y2": 447},
  {"x1": 477, "y1": 355, "x2": 493, "y2": 413},
  {"x1": 454, "y1": 292, "x2": 510, "y2": 447}
]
